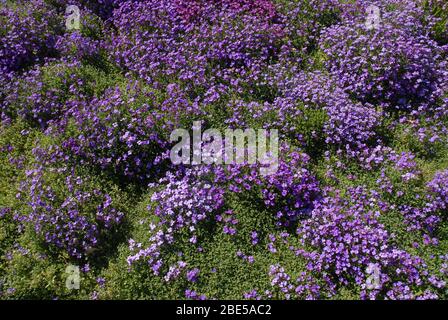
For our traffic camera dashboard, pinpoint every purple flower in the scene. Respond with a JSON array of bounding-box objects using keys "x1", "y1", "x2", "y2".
[{"x1": 186, "y1": 268, "x2": 200, "y2": 283}]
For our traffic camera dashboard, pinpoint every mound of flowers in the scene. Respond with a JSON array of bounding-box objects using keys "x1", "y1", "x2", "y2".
[{"x1": 1, "y1": 0, "x2": 448, "y2": 300}]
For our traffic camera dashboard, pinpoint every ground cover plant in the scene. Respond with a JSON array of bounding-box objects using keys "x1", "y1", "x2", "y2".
[{"x1": 1, "y1": 0, "x2": 448, "y2": 300}]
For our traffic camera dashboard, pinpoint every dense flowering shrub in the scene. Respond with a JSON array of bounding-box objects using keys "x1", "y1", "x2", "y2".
[
  {"x1": 0, "y1": 2, "x2": 110, "y2": 126},
  {"x1": 394, "y1": 168, "x2": 448, "y2": 238},
  {"x1": 127, "y1": 166, "x2": 225, "y2": 277},
  {"x1": 55, "y1": 31, "x2": 102, "y2": 62},
  {"x1": 16, "y1": 145, "x2": 124, "y2": 259},
  {"x1": 223, "y1": 147, "x2": 320, "y2": 226},
  {"x1": 47, "y1": 0, "x2": 126, "y2": 19},
  {"x1": 127, "y1": 144, "x2": 320, "y2": 277},
  {"x1": 296, "y1": 188, "x2": 445, "y2": 299},
  {"x1": 0, "y1": 1, "x2": 61, "y2": 74},
  {"x1": 60, "y1": 83, "x2": 198, "y2": 183},
  {"x1": 320, "y1": 2, "x2": 447, "y2": 110},
  {"x1": 1, "y1": 0, "x2": 448, "y2": 300},
  {"x1": 2, "y1": 62, "x2": 87, "y2": 127},
  {"x1": 268, "y1": 264, "x2": 321, "y2": 300},
  {"x1": 428, "y1": 169, "x2": 448, "y2": 212},
  {"x1": 0, "y1": 1, "x2": 63, "y2": 124}
]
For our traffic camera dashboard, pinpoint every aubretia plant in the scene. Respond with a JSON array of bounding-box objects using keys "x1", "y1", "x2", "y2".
[
  {"x1": 0, "y1": 1, "x2": 62, "y2": 74},
  {"x1": 61, "y1": 84, "x2": 170, "y2": 183},
  {"x1": 2, "y1": 62, "x2": 87, "y2": 127},
  {"x1": 1, "y1": 0, "x2": 448, "y2": 301},
  {"x1": 223, "y1": 146, "x2": 320, "y2": 226},
  {"x1": 14, "y1": 144, "x2": 125, "y2": 260},
  {"x1": 320, "y1": 2, "x2": 447, "y2": 111},
  {"x1": 109, "y1": 0, "x2": 286, "y2": 98},
  {"x1": 295, "y1": 188, "x2": 445, "y2": 299},
  {"x1": 127, "y1": 165, "x2": 225, "y2": 278}
]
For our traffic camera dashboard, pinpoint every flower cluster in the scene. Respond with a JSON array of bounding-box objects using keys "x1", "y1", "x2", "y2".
[
  {"x1": 16, "y1": 145, "x2": 124, "y2": 259},
  {"x1": 223, "y1": 147, "x2": 320, "y2": 226},
  {"x1": 127, "y1": 166, "x2": 225, "y2": 276},
  {"x1": 0, "y1": 1, "x2": 61, "y2": 74},
  {"x1": 320, "y1": 1, "x2": 447, "y2": 110},
  {"x1": 109, "y1": 0, "x2": 284, "y2": 95},
  {"x1": 1, "y1": 0, "x2": 448, "y2": 300},
  {"x1": 61, "y1": 85, "x2": 170, "y2": 182},
  {"x1": 296, "y1": 188, "x2": 444, "y2": 299},
  {"x1": 2, "y1": 62, "x2": 87, "y2": 127},
  {"x1": 428, "y1": 169, "x2": 448, "y2": 212}
]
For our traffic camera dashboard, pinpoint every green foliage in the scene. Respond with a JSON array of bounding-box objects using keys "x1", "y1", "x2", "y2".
[{"x1": 423, "y1": 0, "x2": 448, "y2": 45}]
